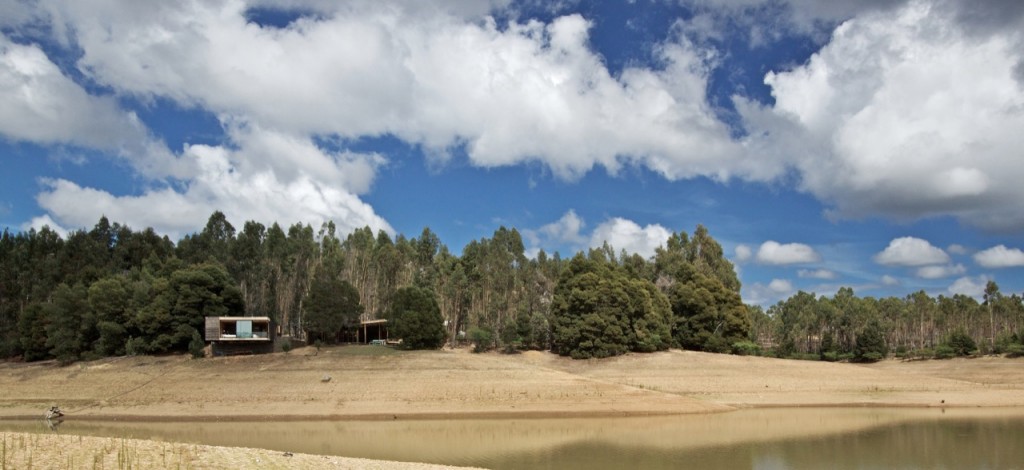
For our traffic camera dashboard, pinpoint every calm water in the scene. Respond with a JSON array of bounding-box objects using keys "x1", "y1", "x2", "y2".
[{"x1": 3, "y1": 408, "x2": 1024, "y2": 469}]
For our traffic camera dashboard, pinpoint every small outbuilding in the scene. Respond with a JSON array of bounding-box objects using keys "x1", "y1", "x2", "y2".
[
  {"x1": 358, "y1": 319, "x2": 390, "y2": 344},
  {"x1": 205, "y1": 316, "x2": 274, "y2": 355}
]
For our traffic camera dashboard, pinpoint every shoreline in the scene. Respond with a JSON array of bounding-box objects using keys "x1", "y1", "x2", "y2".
[
  {"x1": 2, "y1": 347, "x2": 1023, "y2": 423},
  {"x1": 4, "y1": 349, "x2": 1023, "y2": 468},
  {"x1": 4, "y1": 400, "x2": 1023, "y2": 423}
]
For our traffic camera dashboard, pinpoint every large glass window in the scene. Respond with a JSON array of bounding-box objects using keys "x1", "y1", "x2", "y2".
[{"x1": 237, "y1": 320, "x2": 253, "y2": 339}]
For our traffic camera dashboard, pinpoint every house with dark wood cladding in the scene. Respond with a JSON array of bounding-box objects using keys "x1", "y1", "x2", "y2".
[{"x1": 205, "y1": 316, "x2": 274, "y2": 355}]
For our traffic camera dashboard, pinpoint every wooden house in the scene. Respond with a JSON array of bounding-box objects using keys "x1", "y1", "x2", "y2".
[{"x1": 205, "y1": 316, "x2": 274, "y2": 355}]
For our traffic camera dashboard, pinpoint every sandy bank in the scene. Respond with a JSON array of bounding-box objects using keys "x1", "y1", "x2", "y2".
[
  {"x1": 0, "y1": 431, "x2": 481, "y2": 469},
  {"x1": 1, "y1": 346, "x2": 1022, "y2": 421}
]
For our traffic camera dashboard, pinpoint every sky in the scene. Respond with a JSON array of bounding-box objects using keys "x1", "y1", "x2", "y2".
[{"x1": 2, "y1": 0, "x2": 1024, "y2": 306}]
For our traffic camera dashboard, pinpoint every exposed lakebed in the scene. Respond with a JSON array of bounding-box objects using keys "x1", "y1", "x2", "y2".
[{"x1": 4, "y1": 407, "x2": 1023, "y2": 469}]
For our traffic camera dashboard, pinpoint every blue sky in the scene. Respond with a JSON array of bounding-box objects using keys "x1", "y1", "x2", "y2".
[{"x1": 2, "y1": 0, "x2": 1024, "y2": 306}]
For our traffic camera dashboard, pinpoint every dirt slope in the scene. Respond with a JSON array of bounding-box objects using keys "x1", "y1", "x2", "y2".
[{"x1": 1, "y1": 347, "x2": 1021, "y2": 421}]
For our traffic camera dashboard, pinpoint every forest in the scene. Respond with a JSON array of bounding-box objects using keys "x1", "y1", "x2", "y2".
[{"x1": 1, "y1": 211, "x2": 1021, "y2": 363}]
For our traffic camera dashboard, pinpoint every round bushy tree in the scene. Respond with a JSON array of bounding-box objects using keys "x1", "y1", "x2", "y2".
[
  {"x1": 303, "y1": 273, "x2": 363, "y2": 343},
  {"x1": 387, "y1": 286, "x2": 446, "y2": 350},
  {"x1": 667, "y1": 272, "x2": 751, "y2": 353},
  {"x1": 551, "y1": 254, "x2": 671, "y2": 359}
]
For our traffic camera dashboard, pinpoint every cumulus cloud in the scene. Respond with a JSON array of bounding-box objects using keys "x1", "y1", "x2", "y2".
[
  {"x1": 744, "y1": 278, "x2": 795, "y2": 305},
  {"x1": 0, "y1": 35, "x2": 186, "y2": 179},
  {"x1": 34, "y1": 135, "x2": 392, "y2": 241},
  {"x1": 768, "y1": 278, "x2": 794, "y2": 293},
  {"x1": 589, "y1": 218, "x2": 671, "y2": 259},
  {"x1": 524, "y1": 211, "x2": 670, "y2": 259},
  {"x1": 33, "y1": 1, "x2": 755, "y2": 182},
  {"x1": 754, "y1": 241, "x2": 821, "y2": 265},
  {"x1": 538, "y1": 210, "x2": 586, "y2": 245},
  {"x1": 948, "y1": 275, "x2": 991, "y2": 298},
  {"x1": 974, "y1": 245, "x2": 1024, "y2": 268},
  {"x1": 522, "y1": 209, "x2": 587, "y2": 256},
  {"x1": 915, "y1": 264, "x2": 966, "y2": 279},
  {"x1": 8, "y1": 0, "x2": 1024, "y2": 241},
  {"x1": 881, "y1": 274, "x2": 901, "y2": 286},
  {"x1": 740, "y1": 1, "x2": 1024, "y2": 230},
  {"x1": 947, "y1": 244, "x2": 969, "y2": 255},
  {"x1": 21, "y1": 214, "x2": 67, "y2": 238},
  {"x1": 734, "y1": 244, "x2": 753, "y2": 262},
  {"x1": 873, "y1": 237, "x2": 950, "y2": 266},
  {"x1": 798, "y1": 268, "x2": 837, "y2": 280}
]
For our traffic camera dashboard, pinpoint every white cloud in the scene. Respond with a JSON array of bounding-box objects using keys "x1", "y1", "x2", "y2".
[
  {"x1": 974, "y1": 245, "x2": 1024, "y2": 268},
  {"x1": 9, "y1": 0, "x2": 1024, "y2": 239},
  {"x1": 915, "y1": 263, "x2": 966, "y2": 279},
  {"x1": 948, "y1": 275, "x2": 991, "y2": 298},
  {"x1": 538, "y1": 209, "x2": 586, "y2": 246},
  {"x1": 740, "y1": 1, "x2": 1024, "y2": 230},
  {"x1": 734, "y1": 244, "x2": 753, "y2": 263},
  {"x1": 34, "y1": 135, "x2": 392, "y2": 240},
  {"x1": 881, "y1": 274, "x2": 901, "y2": 286},
  {"x1": 0, "y1": 35, "x2": 186, "y2": 179},
  {"x1": 589, "y1": 218, "x2": 671, "y2": 259},
  {"x1": 755, "y1": 241, "x2": 821, "y2": 265},
  {"x1": 873, "y1": 237, "x2": 950, "y2": 266},
  {"x1": 768, "y1": 278, "x2": 794, "y2": 293},
  {"x1": 36, "y1": 1, "x2": 756, "y2": 182},
  {"x1": 947, "y1": 244, "x2": 969, "y2": 255},
  {"x1": 21, "y1": 214, "x2": 67, "y2": 238},
  {"x1": 798, "y1": 268, "x2": 837, "y2": 280},
  {"x1": 744, "y1": 278, "x2": 795, "y2": 305},
  {"x1": 524, "y1": 211, "x2": 670, "y2": 259}
]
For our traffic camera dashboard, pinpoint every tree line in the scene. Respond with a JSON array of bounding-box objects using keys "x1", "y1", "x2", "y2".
[
  {"x1": 751, "y1": 283, "x2": 1024, "y2": 361},
  {"x1": 0, "y1": 212, "x2": 751, "y2": 361},
  {"x1": 2, "y1": 211, "x2": 1021, "y2": 363}
]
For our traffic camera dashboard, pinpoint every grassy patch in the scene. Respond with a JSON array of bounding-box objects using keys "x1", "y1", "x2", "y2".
[{"x1": 326, "y1": 345, "x2": 403, "y2": 357}]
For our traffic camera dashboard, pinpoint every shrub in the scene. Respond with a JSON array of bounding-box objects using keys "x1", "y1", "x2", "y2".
[
  {"x1": 280, "y1": 338, "x2": 293, "y2": 353},
  {"x1": 1005, "y1": 343, "x2": 1024, "y2": 358},
  {"x1": 468, "y1": 327, "x2": 495, "y2": 353},
  {"x1": 188, "y1": 330, "x2": 206, "y2": 359},
  {"x1": 125, "y1": 337, "x2": 146, "y2": 356},
  {"x1": 731, "y1": 340, "x2": 761, "y2": 356},
  {"x1": 787, "y1": 352, "x2": 821, "y2": 361},
  {"x1": 821, "y1": 351, "x2": 841, "y2": 362},
  {"x1": 702, "y1": 335, "x2": 731, "y2": 354},
  {"x1": 933, "y1": 344, "x2": 955, "y2": 360},
  {"x1": 943, "y1": 330, "x2": 976, "y2": 357},
  {"x1": 860, "y1": 351, "x2": 884, "y2": 362},
  {"x1": 909, "y1": 348, "x2": 934, "y2": 361}
]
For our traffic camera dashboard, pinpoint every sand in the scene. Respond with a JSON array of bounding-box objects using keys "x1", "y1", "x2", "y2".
[
  {"x1": 0, "y1": 431, "x2": 482, "y2": 469},
  {"x1": 1, "y1": 347, "x2": 1022, "y2": 468},
  {"x1": 1, "y1": 346, "x2": 1022, "y2": 421}
]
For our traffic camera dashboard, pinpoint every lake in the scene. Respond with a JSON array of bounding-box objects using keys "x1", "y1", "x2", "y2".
[{"x1": 3, "y1": 408, "x2": 1023, "y2": 469}]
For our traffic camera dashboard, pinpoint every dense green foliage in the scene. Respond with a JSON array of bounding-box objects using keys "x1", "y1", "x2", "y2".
[
  {"x1": 752, "y1": 284, "x2": 1024, "y2": 361},
  {"x1": 853, "y1": 320, "x2": 888, "y2": 362},
  {"x1": 386, "y1": 286, "x2": 446, "y2": 350},
  {"x1": 468, "y1": 326, "x2": 495, "y2": 353},
  {"x1": 303, "y1": 273, "x2": 363, "y2": 343},
  {"x1": 942, "y1": 330, "x2": 977, "y2": 357},
  {"x1": 3, "y1": 210, "x2": 1020, "y2": 364},
  {"x1": 551, "y1": 253, "x2": 673, "y2": 359}
]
